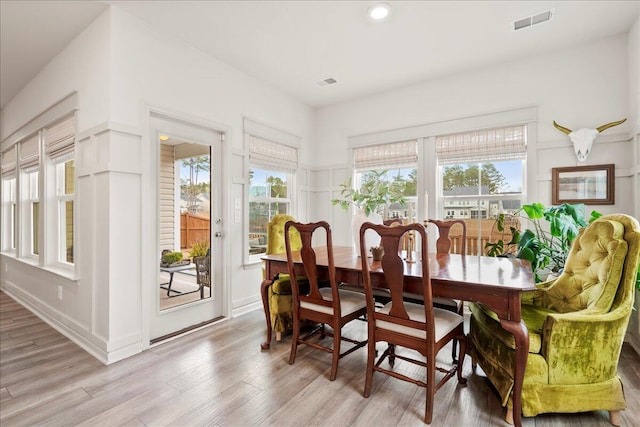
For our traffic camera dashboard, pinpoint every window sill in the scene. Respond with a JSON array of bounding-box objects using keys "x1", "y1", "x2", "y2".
[{"x1": 0, "y1": 253, "x2": 79, "y2": 282}]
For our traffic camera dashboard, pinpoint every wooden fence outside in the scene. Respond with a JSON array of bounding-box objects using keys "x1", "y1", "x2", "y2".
[{"x1": 180, "y1": 213, "x2": 210, "y2": 249}]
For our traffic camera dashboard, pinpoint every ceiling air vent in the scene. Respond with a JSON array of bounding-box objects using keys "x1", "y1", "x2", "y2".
[
  {"x1": 316, "y1": 77, "x2": 338, "y2": 86},
  {"x1": 513, "y1": 8, "x2": 553, "y2": 31}
]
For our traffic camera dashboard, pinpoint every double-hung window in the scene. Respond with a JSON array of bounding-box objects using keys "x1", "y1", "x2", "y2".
[
  {"x1": 45, "y1": 115, "x2": 76, "y2": 266},
  {"x1": 353, "y1": 139, "x2": 418, "y2": 220},
  {"x1": 1, "y1": 146, "x2": 17, "y2": 252},
  {"x1": 19, "y1": 134, "x2": 40, "y2": 258},
  {"x1": 247, "y1": 133, "x2": 297, "y2": 258},
  {"x1": 436, "y1": 125, "x2": 527, "y2": 254}
]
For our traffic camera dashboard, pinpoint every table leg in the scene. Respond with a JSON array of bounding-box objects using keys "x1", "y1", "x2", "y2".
[
  {"x1": 166, "y1": 272, "x2": 175, "y2": 296},
  {"x1": 500, "y1": 319, "x2": 529, "y2": 427}
]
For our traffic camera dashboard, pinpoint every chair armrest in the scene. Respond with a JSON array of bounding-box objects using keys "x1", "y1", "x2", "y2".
[
  {"x1": 521, "y1": 277, "x2": 555, "y2": 305},
  {"x1": 542, "y1": 307, "x2": 631, "y2": 384}
]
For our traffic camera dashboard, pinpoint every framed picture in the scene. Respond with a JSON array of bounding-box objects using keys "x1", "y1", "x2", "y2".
[{"x1": 552, "y1": 164, "x2": 614, "y2": 205}]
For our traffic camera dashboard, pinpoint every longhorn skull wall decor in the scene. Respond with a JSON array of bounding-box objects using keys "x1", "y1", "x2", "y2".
[{"x1": 553, "y1": 118, "x2": 626, "y2": 162}]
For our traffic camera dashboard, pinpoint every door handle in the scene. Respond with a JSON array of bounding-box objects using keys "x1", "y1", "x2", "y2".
[{"x1": 215, "y1": 232, "x2": 224, "y2": 238}]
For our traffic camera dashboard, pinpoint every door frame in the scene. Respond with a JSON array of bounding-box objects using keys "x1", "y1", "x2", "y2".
[{"x1": 141, "y1": 105, "x2": 231, "y2": 346}]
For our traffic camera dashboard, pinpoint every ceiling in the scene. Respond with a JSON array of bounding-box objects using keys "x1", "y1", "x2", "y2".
[{"x1": 1, "y1": 1, "x2": 639, "y2": 110}]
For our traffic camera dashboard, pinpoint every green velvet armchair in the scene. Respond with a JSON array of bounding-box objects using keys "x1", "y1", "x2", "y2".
[
  {"x1": 468, "y1": 214, "x2": 640, "y2": 426},
  {"x1": 260, "y1": 214, "x2": 304, "y2": 350}
]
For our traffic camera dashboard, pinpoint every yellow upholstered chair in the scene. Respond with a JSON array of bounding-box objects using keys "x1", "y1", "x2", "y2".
[
  {"x1": 260, "y1": 214, "x2": 303, "y2": 349},
  {"x1": 468, "y1": 214, "x2": 640, "y2": 425}
]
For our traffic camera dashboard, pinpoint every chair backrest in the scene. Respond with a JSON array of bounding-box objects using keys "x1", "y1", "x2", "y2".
[
  {"x1": 359, "y1": 222, "x2": 435, "y2": 339},
  {"x1": 194, "y1": 255, "x2": 211, "y2": 287},
  {"x1": 266, "y1": 214, "x2": 301, "y2": 255},
  {"x1": 428, "y1": 219, "x2": 466, "y2": 255},
  {"x1": 383, "y1": 218, "x2": 403, "y2": 226},
  {"x1": 284, "y1": 221, "x2": 340, "y2": 316},
  {"x1": 540, "y1": 214, "x2": 638, "y2": 314}
]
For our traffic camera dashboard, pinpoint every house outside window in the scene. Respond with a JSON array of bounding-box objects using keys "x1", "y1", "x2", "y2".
[{"x1": 437, "y1": 125, "x2": 527, "y2": 255}]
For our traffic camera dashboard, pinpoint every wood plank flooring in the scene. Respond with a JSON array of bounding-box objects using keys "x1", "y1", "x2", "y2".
[{"x1": 1, "y1": 290, "x2": 639, "y2": 426}]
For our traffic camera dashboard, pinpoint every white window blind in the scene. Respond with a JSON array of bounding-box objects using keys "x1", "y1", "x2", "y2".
[
  {"x1": 435, "y1": 125, "x2": 526, "y2": 164},
  {"x1": 45, "y1": 115, "x2": 75, "y2": 158},
  {"x1": 20, "y1": 134, "x2": 40, "y2": 168},
  {"x1": 353, "y1": 140, "x2": 418, "y2": 170},
  {"x1": 1, "y1": 146, "x2": 17, "y2": 176},
  {"x1": 249, "y1": 134, "x2": 297, "y2": 172}
]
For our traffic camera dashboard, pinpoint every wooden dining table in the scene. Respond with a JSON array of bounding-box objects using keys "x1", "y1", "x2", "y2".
[{"x1": 261, "y1": 246, "x2": 536, "y2": 427}]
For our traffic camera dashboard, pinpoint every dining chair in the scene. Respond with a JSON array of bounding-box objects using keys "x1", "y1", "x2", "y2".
[
  {"x1": 405, "y1": 219, "x2": 466, "y2": 362},
  {"x1": 285, "y1": 220, "x2": 367, "y2": 381},
  {"x1": 359, "y1": 221, "x2": 467, "y2": 424}
]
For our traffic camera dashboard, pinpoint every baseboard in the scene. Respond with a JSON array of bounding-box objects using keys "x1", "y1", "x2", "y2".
[
  {"x1": 232, "y1": 299, "x2": 262, "y2": 317},
  {"x1": 1, "y1": 283, "x2": 110, "y2": 364}
]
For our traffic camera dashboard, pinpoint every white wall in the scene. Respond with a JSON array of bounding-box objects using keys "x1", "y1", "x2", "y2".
[
  {"x1": 0, "y1": 6, "x2": 315, "y2": 363},
  {"x1": 626, "y1": 16, "x2": 640, "y2": 354},
  {"x1": 315, "y1": 34, "x2": 634, "y2": 246}
]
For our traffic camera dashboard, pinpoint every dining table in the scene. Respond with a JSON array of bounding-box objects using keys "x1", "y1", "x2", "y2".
[{"x1": 261, "y1": 245, "x2": 536, "y2": 427}]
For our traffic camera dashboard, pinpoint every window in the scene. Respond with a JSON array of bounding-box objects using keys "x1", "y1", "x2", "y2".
[
  {"x1": 0, "y1": 95, "x2": 77, "y2": 274},
  {"x1": 25, "y1": 170, "x2": 39, "y2": 256},
  {"x1": 353, "y1": 140, "x2": 418, "y2": 220},
  {"x1": 437, "y1": 125, "x2": 527, "y2": 255},
  {"x1": 1, "y1": 146, "x2": 17, "y2": 252},
  {"x1": 45, "y1": 115, "x2": 76, "y2": 266},
  {"x1": 246, "y1": 124, "x2": 298, "y2": 259},
  {"x1": 56, "y1": 159, "x2": 75, "y2": 263},
  {"x1": 20, "y1": 134, "x2": 40, "y2": 258},
  {"x1": 249, "y1": 167, "x2": 290, "y2": 256}
]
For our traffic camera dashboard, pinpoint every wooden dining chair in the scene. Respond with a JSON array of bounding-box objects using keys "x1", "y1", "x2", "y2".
[
  {"x1": 359, "y1": 222, "x2": 466, "y2": 424},
  {"x1": 285, "y1": 220, "x2": 367, "y2": 381},
  {"x1": 402, "y1": 219, "x2": 466, "y2": 362}
]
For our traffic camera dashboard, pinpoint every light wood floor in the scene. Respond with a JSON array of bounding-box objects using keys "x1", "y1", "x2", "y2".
[{"x1": 1, "y1": 290, "x2": 639, "y2": 426}]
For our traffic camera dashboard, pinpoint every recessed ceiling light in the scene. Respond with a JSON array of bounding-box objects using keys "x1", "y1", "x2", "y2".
[
  {"x1": 159, "y1": 134, "x2": 169, "y2": 141},
  {"x1": 368, "y1": 2, "x2": 390, "y2": 21}
]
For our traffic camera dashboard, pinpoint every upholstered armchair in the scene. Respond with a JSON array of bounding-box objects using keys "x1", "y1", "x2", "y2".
[
  {"x1": 468, "y1": 214, "x2": 640, "y2": 425},
  {"x1": 260, "y1": 214, "x2": 304, "y2": 349}
]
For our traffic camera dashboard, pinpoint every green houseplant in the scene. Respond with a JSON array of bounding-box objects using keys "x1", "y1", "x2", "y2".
[
  {"x1": 331, "y1": 170, "x2": 407, "y2": 255},
  {"x1": 161, "y1": 251, "x2": 184, "y2": 265},
  {"x1": 485, "y1": 202, "x2": 601, "y2": 282},
  {"x1": 331, "y1": 170, "x2": 407, "y2": 216}
]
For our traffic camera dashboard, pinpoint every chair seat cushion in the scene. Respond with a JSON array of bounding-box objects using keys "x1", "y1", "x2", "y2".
[
  {"x1": 376, "y1": 301, "x2": 463, "y2": 341},
  {"x1": 300, "y1": 287, "x2": 366, "y2": 316},
  {"x1": 469, "y1": 302, "x2": 558, "y2": 354}
]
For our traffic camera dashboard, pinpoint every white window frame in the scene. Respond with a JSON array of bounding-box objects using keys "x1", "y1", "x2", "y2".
[
  {"x1": 0, "y1": 93, "x2": 78, "y2": 278},
  {"x1": 1, "y1": 176, "x2": 17, "y2": 253},
  {"x1": 244, "y1": 118, "x2": 300, "y2": 265},
  {"x1": 436, "y1": 125, "x2": 529, "y2": 255},
  {"x1": 20, "y1": 167, "x2": 40, "y2": 259},
  {"x1": 351, "y1": 139, "x2": 419, "y2": 220},
  {"x1": 51, "y1": 155, "x2": 75, "y2": 267}
]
